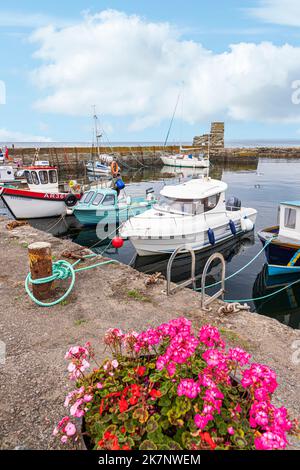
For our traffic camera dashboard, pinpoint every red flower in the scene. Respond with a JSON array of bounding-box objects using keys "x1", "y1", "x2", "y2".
[
  {"x1": 149, "y1": 388, "x2": 161, "y2": 399},
  {"x1": 119, "y1": 398, "x2": 129, "y2": 413},
  {"x1": 99, "y1": 399, "x2": 105, "y2": 416},
  {"x1": 136, "y1": 366, "x2": 146, "y2": 376},
  {"x1": 120, "y1": 426, "x2": 126, "y2": 434},
  {"x1": 129, "y1": 396, "x2": 138, "y2": 406},
  {"x1": 122, "y1": 445, "x2": 130, "y2": 450},
  {"x1": 200, "y1": 432, "x2": 217, "y2": 450}
]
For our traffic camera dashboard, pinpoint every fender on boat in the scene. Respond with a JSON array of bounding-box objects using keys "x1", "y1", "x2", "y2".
[
  {"x1": 207, "y1": 228, "x2": 215, "y2": 245},
  {"x1": 229, "y1": 219, "x2": 237, "y2": 235},
  {"x1": 241, "y1": 216, "x2": 254, "y2": 232}
]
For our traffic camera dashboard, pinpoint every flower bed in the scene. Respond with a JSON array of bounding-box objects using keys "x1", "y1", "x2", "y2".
[{"x1": 54, "y1": 318, "x2": 298, "y2": 450}]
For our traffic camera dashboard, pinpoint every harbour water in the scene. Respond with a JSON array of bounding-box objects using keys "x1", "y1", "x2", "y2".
[{"x1": 2, "y1": 157, "x2": 300, "y2": 329}]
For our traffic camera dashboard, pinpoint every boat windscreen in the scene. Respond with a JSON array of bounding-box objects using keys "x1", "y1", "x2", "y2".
[
  {"x1": 82, "y1": 191, "x2": 95, "y2": 204},
  {"x1": 92, "y1": 193, "x2": 104, "y2": 206}
]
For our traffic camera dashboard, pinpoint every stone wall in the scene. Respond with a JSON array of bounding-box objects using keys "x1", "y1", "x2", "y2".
[{"x1": 193, "y1": 122, "x2": 225, "y2": 148}]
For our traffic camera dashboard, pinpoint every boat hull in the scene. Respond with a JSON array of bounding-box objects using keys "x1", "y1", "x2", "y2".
[
  {"x1": 258, "y1": 226, "x2": 300, "y2": 275},
  {"x1": 161, "y1": 156, "x2": 209, "y2": 168},
  {"x1": 73, "y1": 203, "x2": 153, "y2": 226},
  {"x1": 125, "y1": 210, "x2": 257, "y2": 256},
  {"x1": 0, "y1": 187, "x2": 79, "y2": 219}
]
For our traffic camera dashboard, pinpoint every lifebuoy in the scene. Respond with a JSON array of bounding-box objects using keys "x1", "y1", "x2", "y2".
[
  {"x1": 64, "y1": 194, "x2": 78, "y2": 207},
  {"x1": 111, "y1": 161, "x2": 119, "y2": 175}
]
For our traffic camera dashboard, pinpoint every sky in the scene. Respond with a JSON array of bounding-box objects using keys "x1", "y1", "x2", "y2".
[{"x1": 1, "y1": 0, "x2": 300, "y2": 142}]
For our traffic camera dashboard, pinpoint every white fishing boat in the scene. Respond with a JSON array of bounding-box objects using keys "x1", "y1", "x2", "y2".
[
  {"x1": 120, "y1": 176, "x2": 257, "y2": 256},
  {"x1": 161, "y1": 151, "x2": 209, "y2": 168},
  {"x1": 0, "y1": 165, "x2": 80, "y2": 219}
]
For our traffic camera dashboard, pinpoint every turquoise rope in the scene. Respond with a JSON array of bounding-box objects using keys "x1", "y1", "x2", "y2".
[
  {"x1": 25, "y1": 255, "x2": 118, "y2": 307},
  {"x1": 224, "y1": 276, "x2": 300, "y2": 303},
  {"x1": 193, "y1": 237, "x2": 274, "y2": 292}
]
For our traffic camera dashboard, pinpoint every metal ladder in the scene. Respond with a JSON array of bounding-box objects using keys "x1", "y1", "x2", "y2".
[
  {"x1": 201, "y1": 252, "x2": 226, "y2": 311},
  {"x1": 166, "y1": 245, "x2": 196, "y2": 295},
  {"x1": 166, "y1": 245, "x2": 226, "y2": 310}
]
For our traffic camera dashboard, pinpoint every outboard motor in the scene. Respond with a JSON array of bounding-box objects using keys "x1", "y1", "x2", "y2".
[{"x1": 226, "y1": 196, "x2": 241, "y2": 212}]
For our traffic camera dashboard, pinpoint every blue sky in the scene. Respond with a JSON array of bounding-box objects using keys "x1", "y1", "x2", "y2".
[{"x1": 1, "y1": 0, "x2": 300, "y2": 142}]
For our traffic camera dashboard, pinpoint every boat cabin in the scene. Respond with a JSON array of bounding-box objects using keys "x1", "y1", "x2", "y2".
[
  {"x1": 156, "y1": 177, "x2": 227, "y2": 216},
  {"x1": 278, "y1": 201, "x2": 300, "y2": 241},
  {"x1": 78, "y1": 188, "x2": 118, "y2": 208},
  {"x1": 24, "y1": 166, "x2": 59, "y2": 193}
]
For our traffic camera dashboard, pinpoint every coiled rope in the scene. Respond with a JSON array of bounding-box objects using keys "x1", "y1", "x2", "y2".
[{"x1": 25, "y1": 254, "x2": 118, "y2": 308}]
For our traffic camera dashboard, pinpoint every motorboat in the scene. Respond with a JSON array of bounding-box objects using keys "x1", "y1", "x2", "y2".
[
  {"x1": 73, "y1": 187, "x2": 156, "y2": 227},
  {"x1": 0, "y1": 165, "x2": 81, "y2": 219},
  {"x1": 120, "y1": 176, "x2": 257, "y2": 256},
  {"x1": 161, "y1": 147, "x2": 209, "y2": 168},
  {"x1": 258, "y1": 201, "x2": 300, "y2": 276}
]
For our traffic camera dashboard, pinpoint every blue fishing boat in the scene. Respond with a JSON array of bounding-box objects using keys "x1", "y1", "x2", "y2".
[
  {"x1": 73, "y1": 187, "x2": 156, "y2": 226},
  {"x1": 258, "y1": 201, "x2": 300, "y2": 276}
]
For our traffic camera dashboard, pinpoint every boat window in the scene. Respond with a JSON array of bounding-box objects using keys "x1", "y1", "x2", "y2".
[
  {"x1": 31, "y1": 171, "x2": 39, "y2": 185},
  {"x1": 156, "y1": 194, "x2": 220, "y2": 215},
  {"x1": 49, "y1": 170, "x2": 57, "y2": 184},
  {"x1": 284, "y1": 208, "x2": 296, "y2": 229},
  {"x1": 203, "y1": 194, "x2": 220, "y2": 212},
  {"x1": 39, "y1": 170, "x2": 48, "y2": 184},
  {"x1": 92, "y1": 193, "x2": 104, "y2": 206},
  {"x1": 82, "y1": 191, "x2": 95, "y2": 204},
  {"x1": 25, "y1": 170, "x2": 33, "y2": 184},
  {"x1": 102, "y1": 194, "x2": 115, "y2": 206},
  {"x1": 156, "y1": 196, "x2": 194, "y2": 215}
]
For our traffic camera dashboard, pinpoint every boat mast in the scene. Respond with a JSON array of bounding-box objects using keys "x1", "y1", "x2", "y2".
[{"x1": 92, "y1": 105, "x2": 102, "y2": 159}]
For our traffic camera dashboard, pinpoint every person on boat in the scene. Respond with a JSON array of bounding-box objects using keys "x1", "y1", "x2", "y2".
[
  {"x1": 0, "y1": 148, "x2": 4, "y2": 163},
  {"x1": 4, "y1": 147, "x2": 9, "y2": 160},
  {"x1": 110, "y1": 157, "x2": 119, "y2": 176},
  {"x1": 112, "y1": 172, "x2": 123, "y2": 197}
]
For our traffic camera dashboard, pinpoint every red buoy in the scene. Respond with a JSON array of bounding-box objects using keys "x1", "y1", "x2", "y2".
[{"x1": 112, "y1": 236, "x2": 124, "y2": 249}]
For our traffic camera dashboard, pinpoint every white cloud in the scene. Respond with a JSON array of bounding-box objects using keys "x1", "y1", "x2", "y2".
[
  {"x1": 248, "y1": 0, "x2": 300, "y2": 27},
  {"x1": 0, "y1": 10, "x2": 71, "y2": 28},
  {"x1": 29, "y1": 9, "x2": 300, "y2": 130},
  {"x1": 0, "y1": 128, "x2": 51, "y2": 142}
]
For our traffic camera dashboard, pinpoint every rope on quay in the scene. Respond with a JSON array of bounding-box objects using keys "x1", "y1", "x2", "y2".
[
  {"x1": 25, "y1": 254, "x2": 119, "y2": 308},
  {"x1": 24, "y1": 204, "x2": 138, "y2": 308}
]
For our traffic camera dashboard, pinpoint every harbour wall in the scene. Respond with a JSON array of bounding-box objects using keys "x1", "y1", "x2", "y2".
[{"x1": 8, "y1": 145, "x2": 300, "y2": 172}]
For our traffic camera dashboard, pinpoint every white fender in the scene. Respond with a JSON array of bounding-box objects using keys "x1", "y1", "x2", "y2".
[{"x1": 241, "y1": 217, "x2": 254, "y2": 232}]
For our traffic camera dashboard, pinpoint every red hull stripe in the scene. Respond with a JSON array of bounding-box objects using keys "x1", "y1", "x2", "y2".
[{"x1": 2, "y1": 187, "x2": 81, "y2": 201}]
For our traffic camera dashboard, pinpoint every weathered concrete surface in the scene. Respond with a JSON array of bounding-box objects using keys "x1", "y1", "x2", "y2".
[{"x1": 0, "y1": 218, "x2": 299, "y2": 449}]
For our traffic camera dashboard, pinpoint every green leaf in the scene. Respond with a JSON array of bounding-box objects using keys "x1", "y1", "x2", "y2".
[
  {"x1": 133, "y1": 407, "x2": 149, "y2": 424},
  {"x1": 139, "y1": 440, "x2": 157, "y2": 450},
  {"x1": 146, "y1": 417, "x2": 159, "y2": 434}
]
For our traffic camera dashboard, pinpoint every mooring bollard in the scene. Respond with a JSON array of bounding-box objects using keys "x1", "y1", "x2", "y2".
[{"x1": 28, "y1": 242, "x2": 53, "y2": 301}]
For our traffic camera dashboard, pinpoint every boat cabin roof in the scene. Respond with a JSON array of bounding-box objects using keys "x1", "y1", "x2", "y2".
[
  {"x1": 160, "y1": 177, "x2": 227, "y2": 200},
  {"x1": 281, "y1": 201, "x2": 300, "y2": 207}
]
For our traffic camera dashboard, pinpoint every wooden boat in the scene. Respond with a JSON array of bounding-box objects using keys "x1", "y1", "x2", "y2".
[
  {"x1": 258, "y1": 201, "x2": 300, "y2": 275},
  {"x1": 0, "y1": 165, "x2": 80, "y2": 219},
  {"x1": 73, "y1": 187, "x2": 156, "y2": 226}
]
